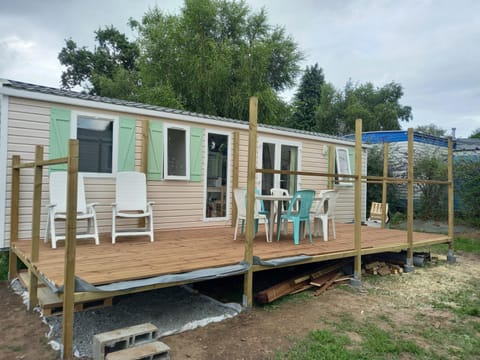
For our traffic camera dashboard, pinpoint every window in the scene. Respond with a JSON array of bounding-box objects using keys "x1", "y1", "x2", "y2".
[
  {"x1": 335, "y1": 147, "x2": 352, "y2": 185},
  {"x1": 164, "y1": 124, "x2": 190, "y2": 179},
  {"x1": 76, "y1": 116, "x2": 114, "y2": 173}
]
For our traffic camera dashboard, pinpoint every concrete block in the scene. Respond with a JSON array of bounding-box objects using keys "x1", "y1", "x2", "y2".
[
  {"x1": 105, "y1": 341, "x2": 170, "y2": 360},
  {"x1": 93, "y1": 323, "x2": 159, "y2": 360}
]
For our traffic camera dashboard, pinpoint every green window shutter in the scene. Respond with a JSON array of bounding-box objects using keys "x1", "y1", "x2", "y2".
[
  {"x1": 348, "y1": 148, "x2": 355, "y2": 174},
  {"x1": 190, "y1": 127, "x2": 203, "y2": 182},
  {"x1": 118, "y1": 117, "x2": 136, "y2": 171},
  {"x1": 147, "y1": 120, "x2": 163, "y2": 180},
  {"x1": 49, "y1": 107, "x2": 71, "y2": 171}
]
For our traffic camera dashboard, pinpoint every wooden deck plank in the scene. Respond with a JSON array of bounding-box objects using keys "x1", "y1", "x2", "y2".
[{"x1": 12, "y1": 223, "x2": 449, "y2": 289}]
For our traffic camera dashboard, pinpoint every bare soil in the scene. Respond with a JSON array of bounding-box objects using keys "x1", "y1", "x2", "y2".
[{"x1": 1, "y1": 240, "x2": 479, "y2": 360}]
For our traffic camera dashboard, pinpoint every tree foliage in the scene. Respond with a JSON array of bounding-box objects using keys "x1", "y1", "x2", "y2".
[
  {"x1": 414, "y1": 153, "x2": 448, "y2": 219},
  {"x1": 455, "y1": 159, "x2": 480, "y2": 226},
  {"x1": 470, "y1": 128, "x2": 480, "y2": 138},
  {"x1": 315, "y1": 80, "x2": 412, "y2": 135},
  {"x1": 58, "y1": 26, "x2": 140, "y2": 95},
  {"x1": 58, "y1": 0, "x2": 302, "y2": 123},
  {"x1": 415, "y1": 124, "x2": 446, "y2": 137},
  {"x1": 291, "y1": 63, "x2": 324, "y2": 130}
]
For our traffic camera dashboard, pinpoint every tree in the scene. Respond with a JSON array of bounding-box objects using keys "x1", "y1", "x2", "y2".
[
  {"x1": 415, "y1": 124, "x2": 446, "y2": 137},
  {"x1": 314, "y1": 83, "x2": 343, "y2": 135},
  {"x1": 341, "y1": 81, "x2": 412, "y2": 134},
  {"x1": 58, "y1": 26, "x2": 140, "y2": 95},
  {"x1": 59, "y1": 0, "x2": 302, "y2": 123},
  {"x1": 311, "y1": 80, "x2": 412, "y2": 136},
  {"x1": 291, "y1": 63, "x2": 324, "y2": 130},
  {"x1": 470, "y1": 128, "x2": 480, "y2": 138},
  {"x1": 414, "y1": 153, "x2": 448, "y2": 219}
]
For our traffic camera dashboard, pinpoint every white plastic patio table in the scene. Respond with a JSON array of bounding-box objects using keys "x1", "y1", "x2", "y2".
[{"x1": 256, "y1": 191, "x2": 329, "y2": 240}]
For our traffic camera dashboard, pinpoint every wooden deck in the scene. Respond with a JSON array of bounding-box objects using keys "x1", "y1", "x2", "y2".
[{"x1": 12, "y1": 223, "x2": 449, "y2": 293}]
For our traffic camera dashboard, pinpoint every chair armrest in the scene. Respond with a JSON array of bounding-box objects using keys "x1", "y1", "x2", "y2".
[
  {"x1": 47, "y1": 203, "x2": 57, "y2": 209},
  {"x1": 147, "y1": 201, "x2": 155, "y2": 206}
]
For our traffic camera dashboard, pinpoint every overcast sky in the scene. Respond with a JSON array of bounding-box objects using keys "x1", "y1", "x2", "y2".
[{"x1": 1, "y1": 0, "x2": 479, "y2": 138}]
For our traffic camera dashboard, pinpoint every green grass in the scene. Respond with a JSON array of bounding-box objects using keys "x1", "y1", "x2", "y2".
[
  {"x1": 274, "y1": 249, "x2": 480, "y2": 360},
  {"x1": 0, "y1": 250, "x2": 8, "y2": 281},
  {"x1": 275, "y1": 318, "x2": 430, "y2": 360},
  {"x1": 432, "y1": 282, "x2": 480, "y2": 317}
]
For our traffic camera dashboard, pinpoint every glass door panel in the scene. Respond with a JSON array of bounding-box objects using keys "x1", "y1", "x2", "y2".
[
  {"x1": 206, "y1": 133, "x2": 229, "y2": 218},
  {"x1": 280, "y1": 145, "x2": 298, "y2": 195},
  {"x1": 261, "y1": 142, "x2": 275, "y2": 195}
]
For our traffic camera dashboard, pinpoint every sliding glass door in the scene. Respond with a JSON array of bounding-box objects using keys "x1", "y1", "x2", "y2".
[{"x1": 261, "y1": 140, "x2": 299, "y2": 195}]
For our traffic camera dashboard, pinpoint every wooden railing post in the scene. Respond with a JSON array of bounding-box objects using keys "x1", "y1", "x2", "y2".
[
  {"x1": 62, "y1": 139, "x2": 79, "y2": 359},
  {"x1": 382, "y1": 143, "x2": 389, "y2": 228},
  {"x1": 405, "y1": 128, "x2": 414, "y2": 272},
  {"x1": 8, "y1": 155, "x2": 20, "y2": 281},
  {"x1": 243, "y1": 97, "x2": 258, "y2": 307},
  {"x1": 28, "y1": 145, "x2": 44, "y2": 311},
  {"x1": 351, "y1": 119, "x2": 363, "y2": 286},
  {"x1": 447, "y1": 136, "x2": 456, "y2": 263}
]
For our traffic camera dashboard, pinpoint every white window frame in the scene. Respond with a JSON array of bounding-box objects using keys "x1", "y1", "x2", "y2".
[
  {"x1": 258, "y1": 137, "x2": 302, "y2": 191},
  {"x1": 163, "y1": 123, "x2": 190, "y2": 180},
  {"x1": 71, "y1": 110, "x2": 119, "y2": 177},
  {"x1": 203, "y1": 129, "x2": 231, "y2": 221},
  {"x1": 335, "y1": 146, "x2": 352, "y2": 186}
]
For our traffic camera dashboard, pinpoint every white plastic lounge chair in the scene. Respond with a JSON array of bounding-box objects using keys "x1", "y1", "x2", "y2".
[
  {"x1": 112, "y1": 171, "x2": 154, "y2": 244},
  {"x1": 45, "y1": 171, "x2": 99, "y2": 249}
]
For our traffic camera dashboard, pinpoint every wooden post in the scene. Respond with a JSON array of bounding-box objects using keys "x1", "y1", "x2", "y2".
[
  {"x1": 381, "y1": 143, "x2": 389, "y2": 228},
  {"x1": 8, "y1": 155, "x2": 20, "y2": 281},
  {"x1": 405, "y1": 128, "x2": 414, "y2": 272},
  {"x1": 328, "y1": 144, "x2": 335, "y2": 189},
  {"x1": 28, "y1": 145, "x2": 43, "y2": 311},
  {"x1": 352, "y1": 119, "x2": 363, "y2": 286},
  {"x1": 243, "y1": 97, "x2": 258, "y2": 307},
  {"x1": 231, "y1": 131, "x2": 240, "y2": 226},
  {"x1": 62, "y1": 139, "x2": 79, "y2": 360},
  {"x1": 447, "y1": 136, "x2": 456, "y2": 262}
]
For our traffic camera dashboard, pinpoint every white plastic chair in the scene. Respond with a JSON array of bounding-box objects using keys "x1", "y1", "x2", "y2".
[
  {"x1": 312, "y1": 190, "x2": 338, "y2": 241},
  {"x1": 233, "y1": 188, "x2": 270, "y2": 242},
  {"x1": 45, "y1": 172, "x2": 99, "y2": 249},
  {"x1": 270, "y1": 188, "x2": 290, "y2": 233},
  {"x1": 112, "y1": 172, "x2": 154, "y2": 244}
]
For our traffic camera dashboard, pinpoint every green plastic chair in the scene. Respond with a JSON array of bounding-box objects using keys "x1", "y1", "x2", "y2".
[{"x1": 277, "y1": 189, "x2": 315, "y2": 245}]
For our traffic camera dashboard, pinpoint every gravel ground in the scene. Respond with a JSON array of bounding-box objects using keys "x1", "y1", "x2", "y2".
[{"x1": 12, "y1": 281, "x2": 242, "y2": 358}]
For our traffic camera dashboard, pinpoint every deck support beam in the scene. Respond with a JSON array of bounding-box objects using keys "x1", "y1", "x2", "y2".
[
  {"x1": 351, "y1": 119, "x2": 363, "y2": 287},
  {"x1": 405, "y1": 128, "x2": 415, "y2": 273},
  {"x1": 243, "y1": 97, "x2": 258, "y2": 307}
]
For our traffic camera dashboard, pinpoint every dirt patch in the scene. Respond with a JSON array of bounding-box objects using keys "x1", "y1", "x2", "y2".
[{"x1": 0, "y1": 250, "x2": 479, "y2": 360}]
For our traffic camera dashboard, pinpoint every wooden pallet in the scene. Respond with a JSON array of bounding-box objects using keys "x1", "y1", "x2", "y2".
[{"x1": 17, "y1": 270, "x2": 112, "y2": 316}]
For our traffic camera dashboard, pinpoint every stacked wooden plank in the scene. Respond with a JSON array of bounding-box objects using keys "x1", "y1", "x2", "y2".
[{"x1": 254, "y1": 261, "x2": 352, "y2": 304}]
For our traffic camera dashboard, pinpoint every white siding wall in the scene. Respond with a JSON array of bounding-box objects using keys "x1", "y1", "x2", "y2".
[{"x1": 4, "y1": 96, "x2": 367, "y2": 245}]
